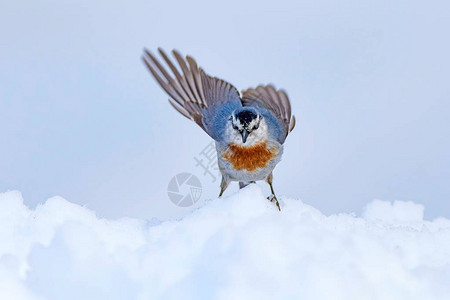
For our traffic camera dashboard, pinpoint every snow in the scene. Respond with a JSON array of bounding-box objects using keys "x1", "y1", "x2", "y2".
[{"x1": 1, "y1": 186, "x2": 450, "y2": 300}]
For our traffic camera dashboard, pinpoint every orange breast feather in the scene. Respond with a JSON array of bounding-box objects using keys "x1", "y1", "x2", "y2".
[{"x1": 222, "y1": 142, "x2": 277, "y2": 171}]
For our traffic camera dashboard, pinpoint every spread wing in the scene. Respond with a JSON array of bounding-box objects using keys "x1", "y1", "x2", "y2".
[
  {"x1": 241, "y1": 85, "x2": 296, "y2": 141},
  {"x1": 141, "y1": 48, "x2": 241, "y2": 138}
]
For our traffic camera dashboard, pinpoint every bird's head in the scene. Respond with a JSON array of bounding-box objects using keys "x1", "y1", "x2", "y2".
[{"x1": 229, "y1": 108, "x2": 263, "y2": 144}]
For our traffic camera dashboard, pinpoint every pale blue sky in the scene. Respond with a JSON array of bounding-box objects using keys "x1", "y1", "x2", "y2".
[{"x1": 1, "y1": 0, "x2": 449, "y2": 219}]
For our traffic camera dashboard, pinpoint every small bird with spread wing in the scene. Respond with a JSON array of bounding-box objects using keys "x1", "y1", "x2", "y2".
[{"x1": 142, "y1": 49, "x2": 295, "y2": 210}]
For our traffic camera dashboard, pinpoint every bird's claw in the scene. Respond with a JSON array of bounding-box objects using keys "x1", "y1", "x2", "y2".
[{"x1": 267, "y1": 194, "x2": 281, "y2": 211}]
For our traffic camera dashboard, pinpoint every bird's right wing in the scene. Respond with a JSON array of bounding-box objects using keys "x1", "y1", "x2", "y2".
[
  {"x1": 241, "y1": 84, "x2": 296, "y2": 142},
  {"x1": 142, "y1": 48, "x2": 241, "y2": 138}
]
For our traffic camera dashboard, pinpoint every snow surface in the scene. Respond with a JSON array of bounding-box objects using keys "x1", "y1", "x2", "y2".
[{"x1": 1, "y1": 186, "x2": 450, "y2": 300}]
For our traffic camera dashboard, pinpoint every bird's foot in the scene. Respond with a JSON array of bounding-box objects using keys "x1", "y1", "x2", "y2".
[{"x1": 267, "y1": 194, "x2": 281, "y2": 211}]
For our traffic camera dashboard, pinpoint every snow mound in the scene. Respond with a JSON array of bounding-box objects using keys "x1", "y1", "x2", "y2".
[{"x1": 1, "y1": 186, "x2": 450, "y2": 300}]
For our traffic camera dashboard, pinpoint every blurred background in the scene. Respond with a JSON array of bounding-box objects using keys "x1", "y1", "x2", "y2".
[{"x1": 1, "y1": 0, "x2": 449, "y2": 220}]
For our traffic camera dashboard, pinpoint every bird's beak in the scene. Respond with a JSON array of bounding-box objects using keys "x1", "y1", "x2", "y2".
[{"x1": 241, "y1": 130, "x2": 249, "y2": 143}]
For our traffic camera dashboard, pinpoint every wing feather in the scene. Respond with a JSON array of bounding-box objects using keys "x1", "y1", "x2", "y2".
[
  {"x1": 171, "y1": 50, "x2": 199, "y2": 104},
  {"x1": 157, "y1": 49, "x2": 194, "y2": 105},
  {"x1": 142, "y1": 50, "x2": 187, "y2": 108},
  {"x1": 186, "y1": 56, "x2": 207, "y2": 106},
  {"x1": 168, "y1": 99, "x2": 190, "y2": 119}
]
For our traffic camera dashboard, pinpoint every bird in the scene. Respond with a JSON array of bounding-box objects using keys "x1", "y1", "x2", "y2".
[{"x1": 142, "y1": 48, "x2": 295, "y2": 210}]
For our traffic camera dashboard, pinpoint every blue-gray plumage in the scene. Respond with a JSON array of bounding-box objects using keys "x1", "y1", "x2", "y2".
[{"x1": 142, "y1": 48, "x2": 295, "y2": 210}]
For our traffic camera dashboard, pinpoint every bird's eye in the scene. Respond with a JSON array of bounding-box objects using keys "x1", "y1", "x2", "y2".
[{"x1": 254, "y1": 124, "x2": 259, "y2": 130}]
